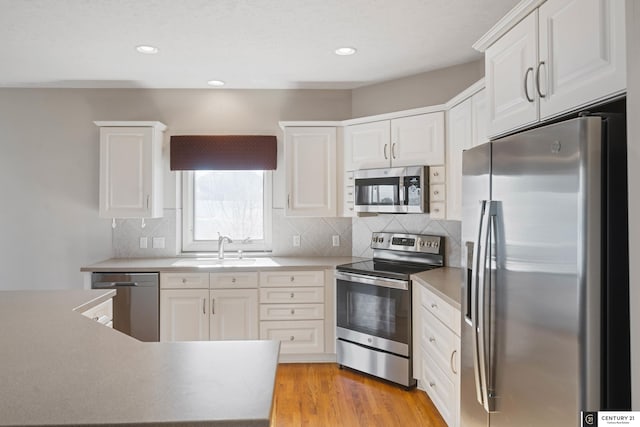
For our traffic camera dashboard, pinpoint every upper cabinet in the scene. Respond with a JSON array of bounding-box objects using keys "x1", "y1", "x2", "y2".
[
  {"x1": 480, "y1": 0, "x2": 626, "y2": 137},
  {"x1": 345, "y1": 112, "x2": 445, "y2": 170},
  {"x1": 95, "y1": 121, "x2": 166, "y2": 219},
  {"x1": 284, "y1": 126, "x2": 337, "y2": 217}
]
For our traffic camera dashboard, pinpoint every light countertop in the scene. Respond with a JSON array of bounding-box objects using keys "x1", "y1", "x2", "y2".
[
  {"x1": 0, "y1": 290, "x2": 279, "y2": 426},
  {"x1": 412, "y1": 267, "x2": 463, "y2": 310},
  {"x1": 81, "y1": 256, "x2": 364, "y2": 272}
]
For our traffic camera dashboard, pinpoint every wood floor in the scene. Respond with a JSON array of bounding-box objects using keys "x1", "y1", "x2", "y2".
[{"x1": 271, "y1": 363, "x2": 447, "y2": 427}]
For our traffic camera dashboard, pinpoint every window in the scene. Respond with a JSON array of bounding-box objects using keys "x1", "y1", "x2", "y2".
[{"x1": 182, "y1": 170, "x2": 272, "y2": 252}]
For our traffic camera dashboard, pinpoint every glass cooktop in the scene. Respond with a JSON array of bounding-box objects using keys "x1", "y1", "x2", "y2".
[{"x1": 336, "y1": 259, "x2": 441, "y2": 281}]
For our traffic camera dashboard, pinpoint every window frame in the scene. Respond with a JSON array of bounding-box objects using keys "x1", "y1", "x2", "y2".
[{"x1": 181, "y1": 170, "x2": 273, "y2": 253}]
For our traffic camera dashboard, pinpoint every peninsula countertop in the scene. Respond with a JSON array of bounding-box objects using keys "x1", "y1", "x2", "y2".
[
  {"x1": 0, "y1": 290, "x2": 279, "y2": 427},
  {"x1": 81, "y1": 256, "x2": 364, "y2": 272}
]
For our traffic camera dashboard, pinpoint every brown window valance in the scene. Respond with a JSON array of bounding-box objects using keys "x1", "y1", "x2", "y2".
[{"x1": 170, "y1": 135, "x2": 277, "y2": 170}]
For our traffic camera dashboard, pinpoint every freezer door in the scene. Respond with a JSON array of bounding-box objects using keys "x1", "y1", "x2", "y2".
[
  {"x1": 460, "y1": 142, "x2": 491, "y2": 427},
  {"x1": 489, "y1": 117, "x2": 602, "y2": 427}
]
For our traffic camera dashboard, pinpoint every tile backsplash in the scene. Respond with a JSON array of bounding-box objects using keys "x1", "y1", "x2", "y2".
[
  {"x1": 112, "y1": 209, "x2": 460, "y2": 267},
  {"x1": 352, "y1": 214, "x2": 462, "y2": 267}
]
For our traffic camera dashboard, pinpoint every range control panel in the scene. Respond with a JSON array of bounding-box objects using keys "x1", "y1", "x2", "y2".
[{"x1": 370, "y1": 232, "x2": 443, "y2": 254}]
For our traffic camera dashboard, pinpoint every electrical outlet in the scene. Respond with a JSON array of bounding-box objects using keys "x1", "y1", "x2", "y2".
[
  {"x1": 152, "y1": 237, "x2": 165, "y2": 249},
  {"x1": 332, "y1": 235, "x2": 340, "y2": 247},
  {"x1": 139, "y1": 237, "x2": 148, "y2": 249},
  {"x1": 293, "y1": 235, "x2": 301, "y2": 247}
]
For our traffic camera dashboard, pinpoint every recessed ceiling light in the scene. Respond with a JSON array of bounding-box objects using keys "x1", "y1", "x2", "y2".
[
  {"x1": 136, "y1": 45, "x2": 159, "y2": 54},
  {"x1": 335, "y1": 47, "x2": 357, "y2": 56},
  {"x1": 207, "y1": 80, "x2": 225, "y2": 87}
]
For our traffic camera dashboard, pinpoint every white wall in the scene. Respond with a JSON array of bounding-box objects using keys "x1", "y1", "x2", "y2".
[
  {"x1": 351, "y1": 59, "x2": 484, "y2": 117},
  {"x1": 0, "y1": 88, "x2": 352, "y2": 290},
  {"x1": 625, "y1": 0, "x2": 640, "y2": 410}
]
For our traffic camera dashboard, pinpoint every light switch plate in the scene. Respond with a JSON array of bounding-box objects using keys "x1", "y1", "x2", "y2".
[
  {"x1": 139, "y1": 237, "x2": 148, "y2": 249},
  {"x1": 332, "y1": 235, "x2": 340, "y2": 247},
  {"x1": 293, "y1": 235, "x2": 301, "y2": 247},
  {"x1": 152, "y1": 237, "x2": 165, "y2": 249}
]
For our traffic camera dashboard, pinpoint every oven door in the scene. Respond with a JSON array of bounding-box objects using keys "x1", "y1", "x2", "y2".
[{"x1": 335, "y1": 271, "x2": 411, "y2": 357}]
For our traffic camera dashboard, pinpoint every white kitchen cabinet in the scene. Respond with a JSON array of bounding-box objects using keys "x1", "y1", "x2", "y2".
[
  {"x1": 160, "y1": 289, "x2": 209, "y2": 342},
  {"x1": 258, "y1": 270, "x2": 326, "y2": 356},
  {"x1": 344, "y1": 120, "x2": 391, "y2": 170},
  {"x1": 538, "y1": 0, "x2": 626, "y2": 119},
  {"x1": 471, "y1": 89, "x2": 489, "y2": 147},
  {"x1": 284, "y1": 127, "x2": 337, "y2": 217},
  {"x1": 413, "y1": 282, "x2": 461, "y2": 427},
  {"x1": 95, "y1": 121, "x2": 166, "y2": 219},
  {"x1": 210, "y1": 289, "x2": 258, "y2": 340},
  {"x1": 483, "y1": 0, "x2": 626, "y2": 137},
  {"x1": 342, "y1": 170, "x2": 356, "y2": 217},
  {"x1": 81, "y1": 298, "x2": 113, "y2": 328},
  {"x1": 345, "y1": 112, "x2": 445, "y2": 170},
  {"x1": 429, "y1": 166, "x2": 446, "y2": 219}
]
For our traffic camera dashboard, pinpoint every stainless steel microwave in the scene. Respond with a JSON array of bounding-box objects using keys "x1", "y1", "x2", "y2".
[{"x1": 353, "y1": 166, "x2": 428, "y2": 213}]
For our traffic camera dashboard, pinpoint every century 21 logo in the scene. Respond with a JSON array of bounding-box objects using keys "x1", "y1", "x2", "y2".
[{"x1": 583, "y1": 412, "x2": 597, "y2": 426}]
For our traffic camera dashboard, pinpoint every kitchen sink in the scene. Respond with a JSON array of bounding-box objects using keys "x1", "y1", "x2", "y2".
[{"x1": 171, "y1": 258, "x2": 257, "y2": 267}]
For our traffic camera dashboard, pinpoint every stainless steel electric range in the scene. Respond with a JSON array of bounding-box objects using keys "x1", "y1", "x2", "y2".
[{"x1": 335, "y1": 232, "x2": 444, "y2": 388}]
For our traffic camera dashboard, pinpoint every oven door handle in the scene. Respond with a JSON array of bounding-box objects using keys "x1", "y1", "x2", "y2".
[{"x1": 335, "y1": 271, "x2": 408, "y2": 290}]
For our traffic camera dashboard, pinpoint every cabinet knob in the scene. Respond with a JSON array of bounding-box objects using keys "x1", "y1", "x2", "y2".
[
  {"x1": 433, "y1": 171, "x2": 439, "y2": 177},
  {"x1": 290, "y1": 336, "x2": 295, "y2": 341},
  {"x1": 433, "y1": 190, "x2": 439, "y2": 195},
  {"x1": 231, "y1": 277, "x2": 236, "y2": 283},
  {"x1": 429, "y1": 337, "x2": 436, "y2": 343},
  {"x1": 434, "y1": 208, "x2": 440, "y2": 213},
  {"x1": 290, "y1": 309, "x2": 295, "y2": 315},
  {"x1": 290, "y1": 293, "x2": 295, "y2": 298},
  {"x1": 429, "y1": 381, "x2": 436, "y2": 388},
  {"x1": 290, "y1": 276, "x2": 295, "y2": 282},
  {"x1": 182, "y1": 278, "x2": 187, "y2": 284},
  {"x1": 431, "y1": 303, "x2": 438, "y2": 309}
]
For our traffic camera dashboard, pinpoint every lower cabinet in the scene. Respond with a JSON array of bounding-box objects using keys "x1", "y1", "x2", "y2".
[
  {"x1": 259, "y1": 270, "x2": 326, "y2": 357},
  {"x1": 160, "y1": 289, "x2": 209, "y2": 341},
  {"x1": 210, "y1": 289, "x2": 258, "y2": 340},
  {"x1": 413, "y1": 281, "x2": 461, "y2": 427},
  {"x1": 160, "y1": 269, "x2": 329, "y2": 361}
]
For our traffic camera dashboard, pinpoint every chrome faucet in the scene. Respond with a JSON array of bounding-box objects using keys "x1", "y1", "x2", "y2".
[{"x1": 217, "y1": 233, "x2": 233, "y2": 259}]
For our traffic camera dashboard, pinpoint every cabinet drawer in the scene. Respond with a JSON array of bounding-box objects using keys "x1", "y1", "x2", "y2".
[
  {"x1": 420, "y1": 285, "x2": 460, "y2": 336},
  {"x1": 259, "y1": 287, "x2": 324, "y2": 304},
  {"x1": 210, "y1": 272, "x2": 258, "y2": 289},
  {"x1": 260, "y1": 320, "x2": 324, "y2": 354},
  {"x1": 260, "y1": 303, "x2": 324, "y2": 321},
  {"x1": 260, "y1": 270, "x2": 325, "y2": 287},
  {"x1": 429, "y1": 166, "x2": 445, "y2": 184},
  {"x1": 421, "y1": 307, "x2": 458, "y2": 381},
  {"x1": 430, "y1": 184, "x2": 445, "y2": 202},
  {"x1": 82, "y1": 299, "x2": 113, "y2": 326},
  {"x1": 421, "y1": 350, "x2": 456, "y2": 426},
  {"x1": 161, "y1": 272, "x2": 209, "y2": 289},
  {"x1": 429, "y1": 202, "x2": 445, "y2": 219}
]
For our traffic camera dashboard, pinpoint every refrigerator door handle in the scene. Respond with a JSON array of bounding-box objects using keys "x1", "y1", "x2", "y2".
[
  {"x1": 476, "y1": 200, "x2": 492, "y2": 411},
  {"x1": 483, "y1": 202, "x2": 499, "y2": 412},
  {"x1": 472, "y1": 200, "x2": 488, "y2": 407}
]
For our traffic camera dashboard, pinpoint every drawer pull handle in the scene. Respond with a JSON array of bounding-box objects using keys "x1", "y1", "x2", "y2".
[
  {"x1": 433, "y1": 190, "x2": 439, "y2": 195},
  {"x1": 290, "y1": 293, "x2": 295, "y2": 298},
  {"x1": 231, "y1": 277, "x2": 236, "y2": 283},
  {"x1": 429, "y1": 381, "x2": 436, "y2": 388},
  {"x1": 290, "y1": 336, "x2": 295, "y2": 341},
  {"x1": 290, "y1": 309, "x2": 295, "y2": 315},
  {"x1": 433, "y1": 171, "x2": 439, "y2": 177},
  {"x1": 451, "y1": 349, "x2": 458, "y2": 375},
  {"x1": 92, "y1": 316, "x2": 100, "y2": 321},
  {"x1": 290, "y1": 276, "x2": 295, "y2": 282},
  {"x1": 431, "y1": 303, "x2": 438, "y2": 309},
  {"x1": 182, "y1": 278, "x2": 187, "y2": 284},
  {"x1": 429, "y1": 337, "x2": 436, "y2": 343}
]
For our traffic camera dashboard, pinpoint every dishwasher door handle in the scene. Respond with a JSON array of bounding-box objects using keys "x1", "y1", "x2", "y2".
[{"x1": 92, "y1": 282, "x2": 139, "y2": 288}]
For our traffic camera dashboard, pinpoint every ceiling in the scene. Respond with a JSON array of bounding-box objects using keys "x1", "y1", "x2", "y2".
[{"x1": 0, "y1": 0, "x2": 520, "y2": 89}]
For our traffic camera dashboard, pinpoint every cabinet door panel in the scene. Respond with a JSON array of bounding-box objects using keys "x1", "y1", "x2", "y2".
[
  {"x1": 99, "y1": 127, "x2": 152, "y2": 217},
  {"x1": 210, "y1": 289, "x2": 258, "y2": 340},
  {"x1": 538, "y1": 0, "x2": 626, "y2": 118},
  {"x1": 160, "y1": 289, "x2": 209, "y2": 341},
  {"x1": 285, "y1": 127, "x2": 337, "y2": 217},
  {"x1": 485, "y1": 12, "x2": 538, "y2": 137},
  {"x1": 391, "y1": 112, "x2": 445, "y2": 166},
  {"x1": 446, "y1": 98, "x2": 473, "y2": 221},
  {"x1": 345, "y1": 121, "x2": 391, "y2": 169}
]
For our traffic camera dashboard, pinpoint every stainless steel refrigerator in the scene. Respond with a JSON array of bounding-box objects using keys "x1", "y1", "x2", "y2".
[{"x1": 460, "y1": 114, "x2": 631, "y2": 427}]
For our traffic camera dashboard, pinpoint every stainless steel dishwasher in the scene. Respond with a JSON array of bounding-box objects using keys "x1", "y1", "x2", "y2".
[{"x1": 91, "y1": 272, "x2": 159, "y2": 342}]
